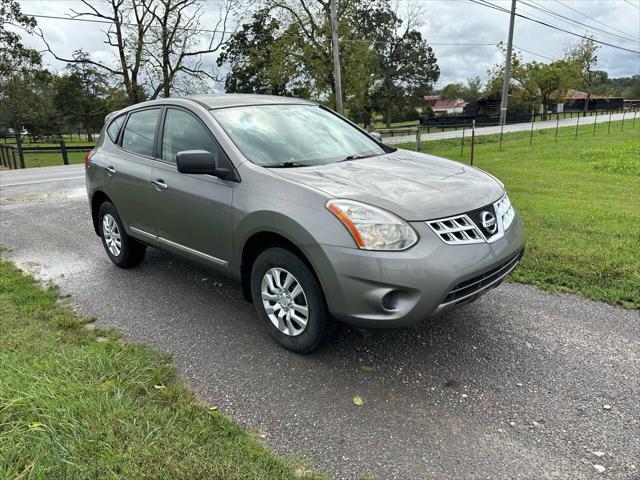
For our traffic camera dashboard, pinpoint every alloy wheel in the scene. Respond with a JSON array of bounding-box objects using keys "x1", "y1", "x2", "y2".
[
  {"x1": 102, "y1": 213, "x2": 122, "y2": 257},
  {"x1": 261, "y1": 267, "x2": 309, "y2": 336}
]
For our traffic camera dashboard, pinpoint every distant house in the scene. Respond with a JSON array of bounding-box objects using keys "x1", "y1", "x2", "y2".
[
  {"x1": 423, "y1": 95, "x2": 468, "y2": 116},
  {"x1": 559, "y1": 89, "x2": 624, "y2": 112}
]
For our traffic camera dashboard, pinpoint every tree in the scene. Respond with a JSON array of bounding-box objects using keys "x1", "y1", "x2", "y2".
[
  {"x1": 515, "y1": 60, "x2": 574, "y2": 118},
  {"x1": 0, "y1": 0, "x2": 45, "y2": 136},
  {"x1": 216, "y1": 9, "x2": 301, "y2": 95},
  {"x1": 369, "y1": 10, "x2": 439, "y2": 127},
  {"x1": 54, "y1": 51, "x2": 112, "y2": 141},
  {"x1": 142, "y1": 0, "x2": 235, "y2": 99},
  {"x1": 487, "y1": 47, "x2": 574, "y2": 119},
  {"x1": 565, "y1": 37, "x2": 604, "y2": 115},
  {"x1": 39, "y1": 0, "x2": 239, "y2": 104},
  {"x1": 0, "y1": 0, "x2": 40, "y2": 77}
]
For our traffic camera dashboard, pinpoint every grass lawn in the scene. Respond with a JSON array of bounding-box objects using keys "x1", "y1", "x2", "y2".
[
  {"x1": 0, "y1": 257, "x2": 321, "y2": 479},
  {"x1": 398, "y1": 119, "x2": 640, "y2": 308},
  {"x1": 23, "y1": 151, "x2": 87, "y2": 168}
]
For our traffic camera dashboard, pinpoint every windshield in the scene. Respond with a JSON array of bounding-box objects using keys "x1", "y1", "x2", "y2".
[{"x1": 211, "y1": 104, "x2": 387, "y2": 167}]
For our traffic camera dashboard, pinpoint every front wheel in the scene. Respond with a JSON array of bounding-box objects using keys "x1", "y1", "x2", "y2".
[
  {"x1": 250, "y1": 247, "x2": 334, "y2": 353},
  {"x1": 98, "y1": 202, "x2": 146, "y2": 268}
]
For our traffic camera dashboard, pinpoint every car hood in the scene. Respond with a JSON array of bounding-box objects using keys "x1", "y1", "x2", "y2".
[{"x1": 270, "y1": 149, "x2": 504, "y2": 220}]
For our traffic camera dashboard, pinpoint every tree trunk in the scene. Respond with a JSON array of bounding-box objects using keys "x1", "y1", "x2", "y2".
[
  {"x1": 85, "y1": 124, "x2": 93, "y2": 142},
  {"x1": 385, "y1": 108, "x2": 392, "y2": 129},
  {"x1": 583, "y1": 93, "x2": 590, "y2": 117}
]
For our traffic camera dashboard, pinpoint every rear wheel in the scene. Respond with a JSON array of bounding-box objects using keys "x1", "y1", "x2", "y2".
[
  {"x1": 250, "y1": 247, "x2": 333, "y2": 353},
  {"x1": 98, "y1": 202, "x2": 146, "y2": 268}
]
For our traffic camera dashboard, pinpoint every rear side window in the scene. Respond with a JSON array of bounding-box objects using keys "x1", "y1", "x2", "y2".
[
  {"x1": 121, "y1": 108, "x2": 160, "y2": 157},
  {"x1": 106, "y1": 115, "x2": 125, "y2": 142},
  {"x1": 161, "y1": 108, "x2": 219, "y2": 164}
]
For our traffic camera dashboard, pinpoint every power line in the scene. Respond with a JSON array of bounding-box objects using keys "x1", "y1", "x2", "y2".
[
  {"x1": 22, "y1": 12, "x2": 499, "y2": 47},
  {"x1": 468, "y1": 0, "x2": 640, "y2": 54},
  {"x1": 521, "y1": 0, "x2": 638, "y2": 45},
  {"x1": 554, "y1": 0, "x2": 638, "y2": 40},
  {"x1": 513, "y1": 44, "x2": 555, "y2": 61},
  {"x1": 623, "y1": 0, "x2": 640, "y2": 11}
]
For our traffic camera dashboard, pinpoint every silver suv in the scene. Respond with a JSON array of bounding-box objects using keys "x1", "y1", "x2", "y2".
[{"x1": 85, "y1": 94, "x2": 525, "y2": 352}]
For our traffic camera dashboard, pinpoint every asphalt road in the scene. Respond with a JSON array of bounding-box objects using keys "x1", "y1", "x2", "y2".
[
  {"x1": 1, "y1": 167, "x2": 638, "y2": 479},
  {"x1": 384, "y1": 111, "x2": 630, "y2": 145}
]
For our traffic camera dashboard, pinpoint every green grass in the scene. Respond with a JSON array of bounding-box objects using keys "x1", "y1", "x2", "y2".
[
  {"x1": 23, "y1": 151, "x2": 87, "y2": 168},
  {"x1": 398, "y1": 119, "x2": 640, "y2": 308},
  {"x1": 0, "y1": 257, "x2": 322, "y2": 479}
]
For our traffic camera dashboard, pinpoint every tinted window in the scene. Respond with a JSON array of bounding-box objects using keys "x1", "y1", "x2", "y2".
[
  {"x1": 121, "y1": 109, "x2": 160, "y2": 157},
  {"x1": 106, "y1": 115, "x2": 125, "y2": 142},
  {"x1": 162, "y1": 109, "x2": 219, "y2": 164},
  {"x1": 211, "y1": 105, "x2": 386, "y2": 167}
]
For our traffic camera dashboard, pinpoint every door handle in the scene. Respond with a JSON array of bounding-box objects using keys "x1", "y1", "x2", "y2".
[
  {"x1": 151, "y1": 179, "x2": 168, "y2": 191},
  {"x1": 105, "y1": 166, "x2": 116, "y2": 176}
]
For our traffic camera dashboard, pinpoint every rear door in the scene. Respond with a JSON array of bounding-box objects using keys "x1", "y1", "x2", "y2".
[
  {"x1": 103, "y1": 107, "x2": 161, "y2": 235},
  {"x1": 150, "y1": 107, "x2": 234, "y2": 267}
]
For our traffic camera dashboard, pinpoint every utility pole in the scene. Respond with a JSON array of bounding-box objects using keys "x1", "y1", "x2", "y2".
[
  {"x1": 330, "y1": 0, "x2": 343, "y2": 114},
  {"x1": 499, "y1": 0, "x2": 517, "y2": 125}
]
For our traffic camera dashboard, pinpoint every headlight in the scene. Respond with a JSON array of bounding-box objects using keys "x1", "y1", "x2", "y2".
[
  {"x1": 495, "y1": 193, "x2": 515, "y2": 231},
  {"x1": 326, "y1": 199, "x2": 418, "y2": 250}
]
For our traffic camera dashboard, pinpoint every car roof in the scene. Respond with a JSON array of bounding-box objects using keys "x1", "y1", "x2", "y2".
[
  {"x1": 104, "y1": 94, "x2": 318, "y2": 123},
  {"x1": 184, "y1": 93, "x2": 316, "y2": 110}
]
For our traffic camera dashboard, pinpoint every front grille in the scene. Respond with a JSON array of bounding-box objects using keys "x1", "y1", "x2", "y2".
[
  {"x1": 427, "y1": 194, "x2": 516, "y2": 245},
  {"x1": 443, "y1": 250, "x2": 524, "y2": 304},
  {"x1": 427, "y1": 214, "x2": 484, "y2": 245}
]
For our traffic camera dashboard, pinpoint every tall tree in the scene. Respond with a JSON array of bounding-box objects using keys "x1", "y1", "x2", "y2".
[
  {"x1": 217, "y1": 8, "x2": 302, "y2": 95},
  {"x1": 0, "y1": 0, "x2": 45, "y2": 136},
  {"x1": 487, "y1": 48, "x2": 574, "y2": 118},
  {"x1": 142, "y1": 0, "x2": 235, "y2": 99},
  {"x1": 39, "y1": 0, "x2": 239, "y2": 104},
  {"x1": 511, "y1": 59, "x2": 574, "y2": 119},
  {"x1": 54, "y1": 51, "x2": 111, "y2": 141},
  {"x1": 0, "y1": 0, "x2": 40, "y2": 77},
  {"x1": 565, "y1": 37, "x2": 604, "y2": 116},
  {"x1": 366, "y1": 6, "x2": 439, "y2": 127}
]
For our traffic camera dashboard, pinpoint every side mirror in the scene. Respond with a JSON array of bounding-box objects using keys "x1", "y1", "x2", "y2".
[
  {"x1": 176, "y1": 149, "x2": 234, "y2": 180},
  {"x1": 370, "y1": 131, "x2": 382, "y2": 142}
]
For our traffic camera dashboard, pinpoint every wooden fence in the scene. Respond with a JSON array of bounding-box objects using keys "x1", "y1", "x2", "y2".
[{"x1": 0, "y1": 139, "x2": 94, "y2": 169}]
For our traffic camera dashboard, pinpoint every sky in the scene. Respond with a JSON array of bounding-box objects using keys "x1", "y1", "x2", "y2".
[{"x1": 14, "y1": 0, "x2": 640, "y2": 90}]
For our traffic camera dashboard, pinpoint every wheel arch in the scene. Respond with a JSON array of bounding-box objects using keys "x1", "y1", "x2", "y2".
[
  {"x1": 240, "y1": 230, "x2": 324, "y2": 303},
  {"x1": 90, "y1": 190, "x2": 113, "y2": 236}
]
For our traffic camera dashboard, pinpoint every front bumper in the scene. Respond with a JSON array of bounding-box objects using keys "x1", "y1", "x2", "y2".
[{"x1": 305, "y1": 212, "x2": 525, "y2": 328}]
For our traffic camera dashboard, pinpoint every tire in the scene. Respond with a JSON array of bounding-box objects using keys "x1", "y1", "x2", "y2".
[
  {"x1": 250, "y1": 247, "x2": 334, "y2": 353},
  {"x1": 98, "y1": 201, "x2": 146, "y2": 268}
]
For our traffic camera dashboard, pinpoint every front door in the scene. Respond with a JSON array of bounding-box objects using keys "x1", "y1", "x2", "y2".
[
  {"x1": 150, "y1": 107, "x2": 234, "y2": 268},
  {"x1": 103, "y1": 107, "x2": 161, "y2": 235}
]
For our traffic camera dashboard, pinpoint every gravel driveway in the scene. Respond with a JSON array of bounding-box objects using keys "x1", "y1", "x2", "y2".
[{"x1": 1, "y1": 167, "x2": 638, "y2": 479}]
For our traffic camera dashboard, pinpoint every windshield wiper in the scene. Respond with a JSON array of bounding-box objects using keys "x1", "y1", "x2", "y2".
[
  {"x1": 339, "y1": 153, "x2": 382, "y2": 162},
  {"x1": 264, "y1": 161, "x2": 308, "y2": 168}
]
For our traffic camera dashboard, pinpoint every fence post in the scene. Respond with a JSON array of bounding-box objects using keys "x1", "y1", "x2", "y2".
[
  {"x1": 575, "y1": 113, "x2": 580, "y2": 140},
  {"x1": 415, "y1": 127, "x2": 421, "y2": 153},
  {"x1": 499, "y1": 121, "x2": 505, "y2": 150},
  {"x1": 593, "y1": 110, "x2": 598, "y2": 136},
  {"x1": 460, "y1": 125, "x2": 465, "y2": 157},
  {"x1": 608, "y1": 111, "x2": 612, "y2": 134},
  {"x1": 634, "y1": 110, "x2": 637, "y2": 129},
  {"x1": 529, "y1": 110, "x2": 535, "y2": 146},
  {"x1": 15, "y1": 135, "x2": 25, "y2": 168},
  {"x1": 11, "y1": 147, "x2": 18, "y2": 169},
  {"x1": 621, "y1": 110, "x2": 626, "y2": 131},
  {"x1": 470, "y1": 120, "x2": 475, "y2": 166},
  {"x1": 60, "y1": 139, "x2": 69, "y2": 165},
  {"x1": 0, "y1": 146, "x2": 5, "y2": 167},
  {"x1": 554, "y1": 116, "x2": 559, "y2": 142}
]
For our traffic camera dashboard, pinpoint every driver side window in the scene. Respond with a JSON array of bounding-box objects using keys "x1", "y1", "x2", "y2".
[{"x1": 161, "y1": 109, "x2": 219, "y2": 164}]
